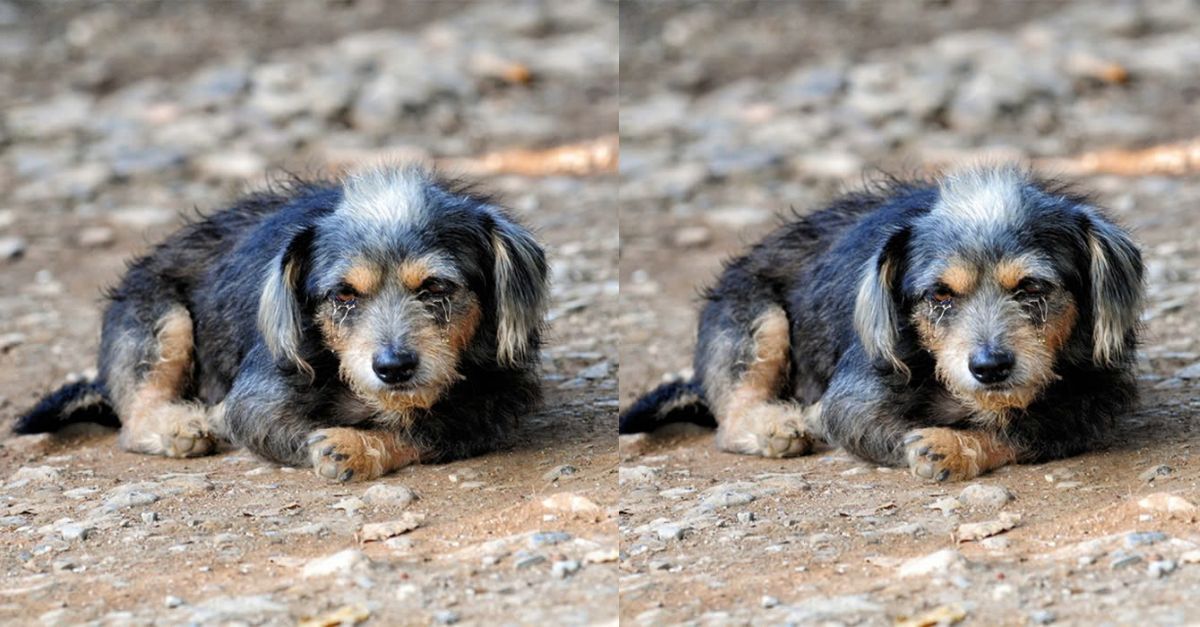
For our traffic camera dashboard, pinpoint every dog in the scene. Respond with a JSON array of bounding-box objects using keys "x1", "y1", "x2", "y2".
[
  {"x1": 14, "y1": 165, "x2": 549, "y2": 482},
  {"x1": 620, "y1": 165, "x2": 1143, "y2": 481}
]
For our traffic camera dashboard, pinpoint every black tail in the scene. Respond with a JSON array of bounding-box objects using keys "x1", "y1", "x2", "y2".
[
  {"x1": 13, "y1": 381, "x2": 118, "y2": 434},
  {"x1": 619, "y1": 380, "x2": 716, "y2": 434}
]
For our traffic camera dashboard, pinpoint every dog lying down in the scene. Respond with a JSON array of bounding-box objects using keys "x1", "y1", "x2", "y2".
[
  {"x1": 621, "y1": 165, "x2": 1144, "y2": 482},
  {"x1": 15, "y1": 165, "x2": 549, "y2": 482}
]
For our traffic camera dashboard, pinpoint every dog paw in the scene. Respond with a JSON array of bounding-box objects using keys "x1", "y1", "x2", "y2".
[
  {"x1": 120, "y1": 406, "x2": 216, "y2": 458},
  {"x1": 162, "y1": 426, "x2": 217, "y2": 458},
  {"x1": 902, "y1": 428, "x2": 982, "y2": 482},
  {"x1": 306, "y1": 428, "x2": 386, "y2": 482},
  {"x1": 717, "y1": 405, "x2": 815, "y2": 458}
]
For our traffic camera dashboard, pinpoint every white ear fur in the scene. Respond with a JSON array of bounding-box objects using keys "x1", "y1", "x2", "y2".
[
  {"x1": 491, "y1": 216, "x2": 548, "y2": 366},
  {"x1": 853, "y1": 228, "x2": 910, "y2": 376},
  {"x1": 1084, "y1": 210, "x2": 1143, "y2": 367},
  {"x1": 258, "y1": 229, "x2": 312, "y2": 376}
]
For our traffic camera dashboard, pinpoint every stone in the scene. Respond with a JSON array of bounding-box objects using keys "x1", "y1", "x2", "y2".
[
  {"x1": 76, "y1": 227, "x2": 115, "y2": 248},
  {"x1": 578, "y1": 361, "x2": 610, "y2": 379},
  {"x1": 1139, "y1": 465, "x2": 1174, "y2": 482},
  {"x1": 432, "y1": 610, "x2": 460, "y2": 625},
  {"x1": 1124, "y1": 531, "x2": 1168, "y2": 548},
  {"x1": 6, "y1": 92, "x2": 92, "y2": 138},
  {"x1": 0, "y1": 236, "x2": 26, "y2": 261},
  {"x1": 959, "y1": 484, "x2": 1014, "y2": 509},
  {"x1": 362, "y1": 484, "x2": 416, "y2": 509},
  {"x1": 898, "y1": 549, "x2": 964, "y2": 577},
  {"x1": 529, "y1": 531, "x2": 572, "y2": 548},
  {"x1": 542, "y1": 465, "x2": 578, "y2": 482},
  {"x1": 1148, "y1": 559, "x2": 1177, "y2": 578},
  {"x1": 541, "y1": 492, "x2": 602, "y2": 517},
  {"x1": 194, "y1": 150, "x2": 266, "y2": 180},
  {"x1": 360, "y1": 513, "x2": 424, "y2": 542},
  {"x1": 551, "y1": 559, "x2": 581, "y2": 579},
  {"x1": 303, "y1": 549, "x2": 368, "y2": 578},
  {"x1": 1138, "y1": 493, "x2": 1197, "y2": 518},
  {"x1": 60, "y1": 523, "x2": 93, "y2": 541},
  {"x1": 10, "y1": 465, "x2": 62, "y2": 484},
  {"x1": 672, "y1": 225, "x2": 713, "y2": 248},
  {"x1": 1175, "y1": 361, "x2": 1200, "y2": 380}
]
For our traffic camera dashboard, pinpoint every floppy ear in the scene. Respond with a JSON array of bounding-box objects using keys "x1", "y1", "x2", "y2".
[
  {"x1": 1082, "y1": 210, "x2": 1143, "y2": 367},
  {"x1": 258, "y1": 227, "x2": 315, "y2": 375},
  {"x1": 854, "y1": 226, "x2": 911, "y2": 375},
  {"x1": 490, "y1": 213, "x2": 549, "y2": 367}
]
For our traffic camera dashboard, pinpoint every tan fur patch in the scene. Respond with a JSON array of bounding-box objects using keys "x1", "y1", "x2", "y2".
[
  {"x1": 941, "y1": 262, "x2": 977, "y2": 295},
  {"x1": 344, "y1": 263, "x2": 380, "y2": 295},
  {"x1": 449, "y1": 298, "x2": 482, "y2": 352},
  {"x1": 118, "y1": 306, "x2": 216, "y2": 458},
  {"x1": 711, "y1": 307, "x2": 816, "y2": 458},
  {"x1": 994, "y1": 257, "x2": 1032, "y2": 291},
  {"x1": 904, "y1": 427, "x2": 1017, "y2": 481},
  {"x1": 308, "y1": 427, "x2": 420, "y2": 481},
  {"x1": 1040, "y1": 298, "x2": 1078, "y2": 354},
  {"x1": 398, "y1": 257, "x2": 437, "y2": 291}
]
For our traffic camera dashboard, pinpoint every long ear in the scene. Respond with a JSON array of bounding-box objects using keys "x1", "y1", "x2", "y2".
[
  {"x1": 258, "y1": 226, "x2": 315, "y2": 375},
  {"x1": 1083, "y1": 210, "x2": 1143, "y2": 367},
  {"x1": 490, "y1": 213, "x2": 549, "y2": 367},
  {"x1": 854, "y1": 226, "x2": 911, "y2": 375}
]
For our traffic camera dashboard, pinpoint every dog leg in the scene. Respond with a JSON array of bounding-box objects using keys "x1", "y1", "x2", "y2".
[
  {"x1": 306, "y1": 428, "x2": 420, "y2": 482},
  {"x1": 902, "y1": 427, "x2": 1018, "y2": 481},
  {"x1": 706, "y1": 305, "x2": 816, "y2": 458},
  {"x1": 115, "y1": 306, "x2": 216, "y2": 458}
]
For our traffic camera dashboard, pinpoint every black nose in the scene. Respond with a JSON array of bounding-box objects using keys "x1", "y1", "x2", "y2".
[
  {"x1": 372, "y1": 348, "x2": 419, "y2": 385},
  {"x1": 969, "y1": 347, "x2": 1015, "y2": 384}
]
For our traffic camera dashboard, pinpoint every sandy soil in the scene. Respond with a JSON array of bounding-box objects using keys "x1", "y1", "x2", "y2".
[
  {"x1": 618, "y1": 2, "x2": 1200, "y2": 624},
  {"x1": 0, "y1": 2, "x2": 617, "y2": 625}
]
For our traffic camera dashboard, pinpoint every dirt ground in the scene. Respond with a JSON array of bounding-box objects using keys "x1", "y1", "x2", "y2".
[
  {"x1": 619, "y1": 2, "x2": 1200, "y2": 625},
  {"x1": 0, "y1": 2, "x2": 616, "y2": 625}
]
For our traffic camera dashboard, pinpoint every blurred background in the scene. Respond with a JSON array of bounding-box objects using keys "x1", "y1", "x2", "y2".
[
  {"x1": 619, "y1": 1, "x2": 1200, "y2": 624},
  {"x1": 0, "y1": 2, "x2": 617, "y2": 625}
]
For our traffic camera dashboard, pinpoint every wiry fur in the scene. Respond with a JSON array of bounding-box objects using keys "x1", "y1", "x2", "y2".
[
  {"x1": 15, "y1": 166, "x2": 550, "y2": 481},
  {"x1": 621, "y1": 165, "x2": 1144, "y2": 481}
]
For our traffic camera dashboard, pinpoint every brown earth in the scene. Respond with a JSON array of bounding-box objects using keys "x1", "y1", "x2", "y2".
[{"x1": 0, "y1": 2, "x2": 617, "y2": 625}]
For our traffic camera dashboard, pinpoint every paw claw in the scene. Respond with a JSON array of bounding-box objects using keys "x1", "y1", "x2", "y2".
[
  {"x1": 305, "y1": 434, "x2": 327, "y2": 446},
  {"x1": 902, "y1": 433, "x2": 924, "y2": 445},
  {"x1": 332, "y1": 453, "x2": 348, "y2": 462},
  {"x1": 339, "y1": 469, "x2": 354, "y2": 482},
  {"x1": 936, "y1": 469, "x2": 950, "y2": 482}
]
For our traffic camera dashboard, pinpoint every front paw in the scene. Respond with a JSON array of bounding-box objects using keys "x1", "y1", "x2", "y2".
[
  {"x1": 903, "y1": 428, "x2": 982, "y2": 482},
  {"x1": 306, "y1": 428, "x2": 383, "y2": 482}
]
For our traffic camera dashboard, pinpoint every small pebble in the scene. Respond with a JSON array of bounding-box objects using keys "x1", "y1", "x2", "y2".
[
  {"x1": 529, "y1": 531, "x2": 572, "y2": 548},
  {"x1": 0, "y1": 236, "x2": 26, "y2": 260},
  {"x1": 164, "y1": 596, "x2": 184, "y2": 608},
  {"x1": 513, "y1": 551, "x2": 546, "y2": 569},
  {"x1": 432, "y1": 610, "x2": 460, "y2": 625},
  {"x1": 736, "y1": 511, "x2": 755, "y2": 524},
  {"x1": 542, "y1": 465, "x2": 579, "y2": 482},
  {"x1": 1029, "y1": 610, "x2": 1056, "y2": 625},
  {"x1": 760, "y1": 595, "x2": 779, "y2": 609},
  {"x1": 1124, "y1": 531, "x2": 1167, "y2": 548},
  {"x1": 551, "y1": 559, "x2": 581, "y2": 578},
  {"x1": 1110, "y1": 551, "x2": 1143, "y2": 570},
  {"x1": 1139, "y1": 464, "x2": 1173, "y2": 482},
  {"x1": 1148, "y1": 559, "x2": 1177, "y2": 578}
]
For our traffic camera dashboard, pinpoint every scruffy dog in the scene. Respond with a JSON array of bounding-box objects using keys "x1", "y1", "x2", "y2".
[
  {"x1": 15, "y1": 166, "x2": 549, "y2": 482},
  {"x1": 620, "y1": 166, "x2": 1143, "y2": 481}
]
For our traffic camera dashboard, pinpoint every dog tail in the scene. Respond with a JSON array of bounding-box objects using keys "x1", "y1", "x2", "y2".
[
  {"x1": 12, "y1": 380, "x2": 119, "y2": 434},
  {"x1": 619, "y1": 380, "x2": 716, "y2": 434}
]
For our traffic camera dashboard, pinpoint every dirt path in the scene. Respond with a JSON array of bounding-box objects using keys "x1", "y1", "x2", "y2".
[
  {"x1": 0, "y1": 2, "x2": 617, "y2": 624},
  {"x1": 618, "y1": 2, "x2": 1200, "y2": 624}
]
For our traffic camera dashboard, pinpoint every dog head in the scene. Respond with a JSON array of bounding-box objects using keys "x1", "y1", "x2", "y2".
[
  {"x1": 855, "y1": 165, "x2": 1143, "y2": 416},
  {"x1": 258, "y1": 166, "x2": 548, "y2": 419}
]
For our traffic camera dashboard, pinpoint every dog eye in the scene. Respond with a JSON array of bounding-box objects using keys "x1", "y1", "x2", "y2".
[
  {"x1": 1015, "y1": 279, "x2": 1049, "y2": 298},
  {"x1": 418, "y1": 278, "x2": 456, "y2": 299},
  {"x1": 332, "y1": 284, "x2": 358, "y2": 304},
  {"x1": 928, "y1": 284, "x2": 955, "y2": 303}
]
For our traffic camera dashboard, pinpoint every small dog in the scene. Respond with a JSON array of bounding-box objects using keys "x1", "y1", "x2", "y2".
[
  {"x1": 15, "y1": 165, "x2": 549, "y2": 481},
  {"x1": 621, "y1": 165, "x2": 1143, "y2": 481}
]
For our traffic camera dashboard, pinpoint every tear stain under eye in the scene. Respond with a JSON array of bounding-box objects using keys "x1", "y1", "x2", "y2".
[
  {"x1": 927, "y1": 300, "x2": 952, "y2": 327},
  {"x1": 332, "y1": 301, "x2": 356, "y2": 328}
]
